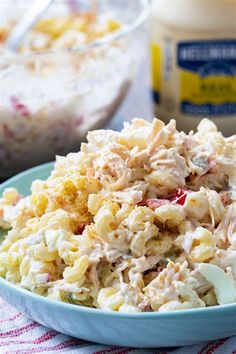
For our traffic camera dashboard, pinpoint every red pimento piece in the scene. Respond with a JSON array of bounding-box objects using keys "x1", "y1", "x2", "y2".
[
  {"x1": 172, "y1": 188, "x2": 191, "y2": 206},
  {"x1": 138, "y1": 199, "x2": 170, "y2": 209},
  {"x1": 139, "y1": 189, "x2": 191, "y2": 209},
  {"x1": 75, "y1": 222, "x2": 90, "y2": 235},
  {"x1": 10, "y1": 96, "x2": 30, "y2": 118}
]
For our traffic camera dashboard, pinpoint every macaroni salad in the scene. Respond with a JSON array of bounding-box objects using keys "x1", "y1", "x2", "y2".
[
  {"x1": 0, "y1": 118, "x2": 236, "y2": 312},
  {"x1": 0, "y1": 11, "x2": 121, "y2": 53}
]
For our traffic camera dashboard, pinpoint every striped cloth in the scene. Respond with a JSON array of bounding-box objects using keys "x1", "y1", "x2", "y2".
[{"x1": 0, "y1": 298, "x2": 235, "y2": 354}]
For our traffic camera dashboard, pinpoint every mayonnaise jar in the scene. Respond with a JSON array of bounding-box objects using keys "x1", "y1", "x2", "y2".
[{"x1": 150, "y1": 0, "x2": 236, "y2": 135}]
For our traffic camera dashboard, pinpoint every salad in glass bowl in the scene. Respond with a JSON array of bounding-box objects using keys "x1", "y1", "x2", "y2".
[{"x1": 0, "y1": 0, "x2": 148, "y2": 178}]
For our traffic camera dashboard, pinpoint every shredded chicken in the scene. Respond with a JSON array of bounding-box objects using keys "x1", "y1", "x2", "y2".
[{"x1": 0, "y1": 117, "x2": 235, "y2": 312}]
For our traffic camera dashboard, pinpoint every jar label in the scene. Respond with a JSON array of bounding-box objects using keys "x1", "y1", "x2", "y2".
[
  {"x1": 151, "y1": 43, "x2": 162, "y2": 104},
  {"x1": 178, "y1": 40, "x2": 236, "y2": 116}
]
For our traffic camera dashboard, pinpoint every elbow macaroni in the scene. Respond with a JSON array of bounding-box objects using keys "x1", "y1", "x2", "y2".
[
  {"x1": 63, "y1": 255, "x2": 90, "y2": 283},
  {"x1": 189, "y1": 227, "x2": 216, "y2": 263},
  {"x1": 0, "y1": 117, "x2": 235, "y2": 311}
]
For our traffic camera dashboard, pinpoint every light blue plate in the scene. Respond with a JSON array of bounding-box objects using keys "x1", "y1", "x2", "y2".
[{"x1": 0, "y1": 163, "x2": 236, "y2": 347}]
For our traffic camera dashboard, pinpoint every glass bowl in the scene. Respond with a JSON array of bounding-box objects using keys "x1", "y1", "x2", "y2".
[{"x1": 0, "y1": 0, "x2": 148, "y2": 178}]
